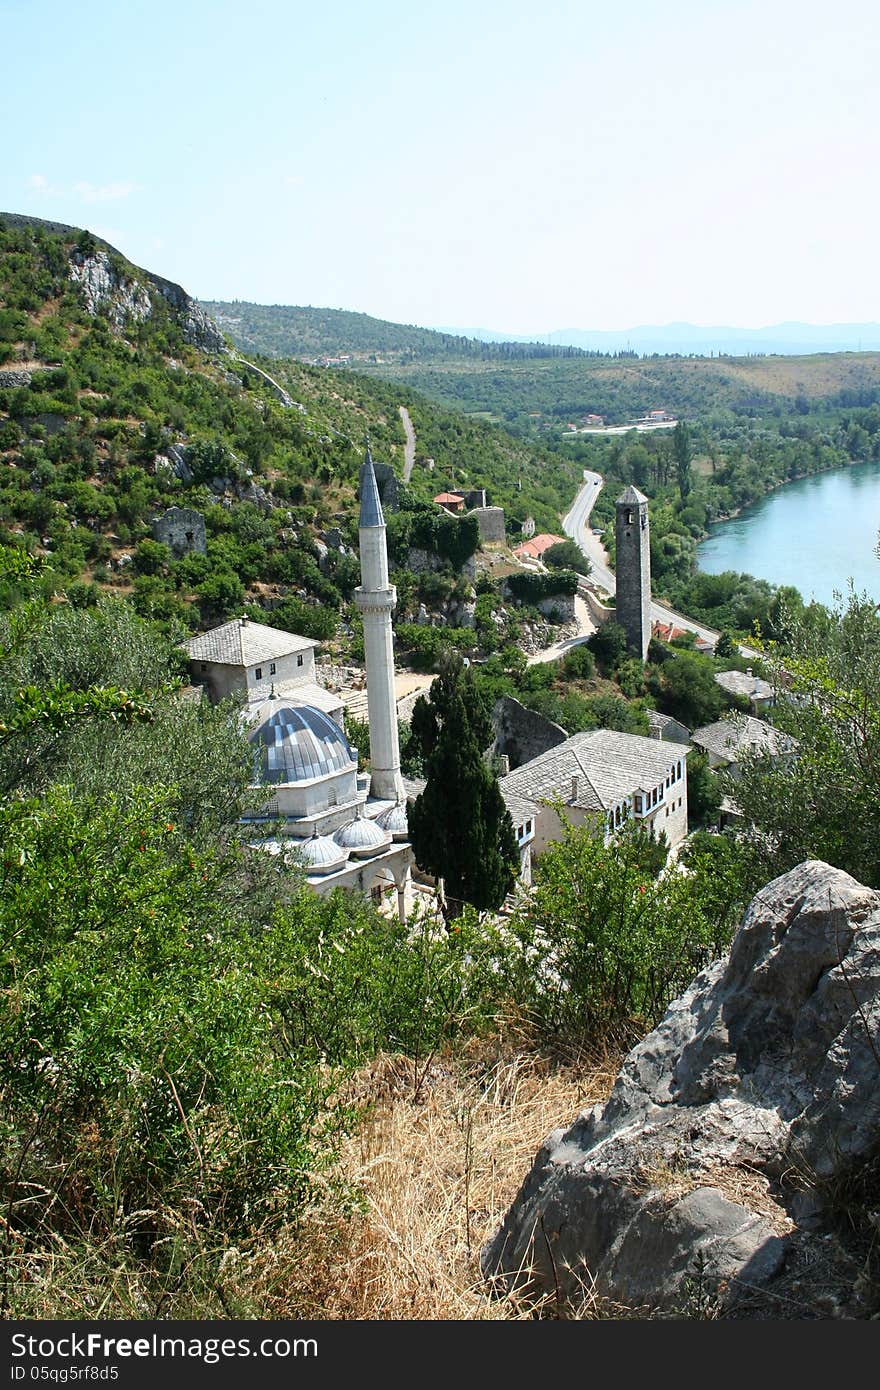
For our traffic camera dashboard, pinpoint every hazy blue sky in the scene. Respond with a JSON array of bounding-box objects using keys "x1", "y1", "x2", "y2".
[{"x1": 2, "y1": 0, "x2": 878, "y2": 333}]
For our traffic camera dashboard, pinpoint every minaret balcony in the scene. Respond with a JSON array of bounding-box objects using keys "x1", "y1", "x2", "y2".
[{"x1": 355, "y1": 585, "x2": 397, "y2": 615}]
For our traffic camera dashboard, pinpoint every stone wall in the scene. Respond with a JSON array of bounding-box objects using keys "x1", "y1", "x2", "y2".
[
  {"x1": 492, "y1": 695, "x2": 568, "y2": 771},
  {"x1": 581, "y1": 585, "x2": 615, "y2": 627},
  {"x1": 537, "y1": 592, "x2": 576, "y2": 622},
  {"x1": 0, "y1": 370, "x2": 33, "y2": 388},
  {"x1": 463, "y1": 487, "x2": 487, "y2": 509},
  {"x1": 373, "y1": 462, "x2": 400, "y2": 513},
  {"x1": 151, "y1": 506, "x2": 207, "y2": 557},
  {"x1": 470, "y1": 505, "x2": 506, "y2": 543}
]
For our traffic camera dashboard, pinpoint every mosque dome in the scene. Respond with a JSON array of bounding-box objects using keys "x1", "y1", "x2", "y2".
[
  {"x1": 333, "y1": 814, "x2": 392, "y2": 858},
  {"x1": 247, "y1": 700, "x2": 357, "y2": 785},
  {"x1": 376, "y1": 801, "x2": 409, "y2": 841},
  {"x1": 294, "y1": 831, "x2": 350, "y2": 875}
]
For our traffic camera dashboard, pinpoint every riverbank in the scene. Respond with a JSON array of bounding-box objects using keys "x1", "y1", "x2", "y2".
[{"x1": 697, "y1": 456, "x2": 880, "y2": 606}]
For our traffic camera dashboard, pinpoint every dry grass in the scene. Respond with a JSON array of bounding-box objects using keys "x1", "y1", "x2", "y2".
[
  {"x1": 5, "y1": 1045, "x2": 621, "y2": 1320},
  {"x1": 225, "y1": 1047, "x2": 620, "y2": 1320}
]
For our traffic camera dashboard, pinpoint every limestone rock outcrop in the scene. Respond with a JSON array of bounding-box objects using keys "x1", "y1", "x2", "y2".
[
  {"x1": 67, "y1": 249, "x2": 226, "y2": 354},
  {"x1": 483, "y1": 860, "x2": 880, "y2": 1316}
]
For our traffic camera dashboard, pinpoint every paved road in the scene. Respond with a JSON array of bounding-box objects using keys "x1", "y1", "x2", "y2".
[
  {"x1": 562, "y1": 471, "x2": 725, "y2": 647},
  {"x1": 400, "y1": 405, "x2": 416, "y2": 482}
]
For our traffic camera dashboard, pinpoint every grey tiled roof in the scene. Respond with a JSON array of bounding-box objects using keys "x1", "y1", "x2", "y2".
[
  {"x1": 185, "y1": 618, "x2": 317, "y2": 666},
  {"x1": 502, "y1": 789, "x2": 540, "y2": 828},
  {"x1": 500, "y1": 729, "x2": 687, "y2": 815},
  {"x1": 691, "y1": 715, "x2": 794, "y2": 762},
  {"x1": 714, "y1": 670, "x2": 774, "y2": 700},
  {"x1": 616, "y1": 484, "x2": 648, "y2": 506}
]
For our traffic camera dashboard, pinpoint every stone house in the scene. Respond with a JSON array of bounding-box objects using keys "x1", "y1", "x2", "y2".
[
  {"x1": 647, "y1": 710, "x2": 692, "y2": 745},
  {"x1": 690, "y1": 714, "x2": 795, "y2": 777},
  {"x1": 713, "y1": 668, "x2": 775, "y2": 713},
  {"x1": 185, "y1": 616, "x2": 344, "y2": 722},
  {"x1": 500, "y1": 729, "x2": 689, "y2": 880}
]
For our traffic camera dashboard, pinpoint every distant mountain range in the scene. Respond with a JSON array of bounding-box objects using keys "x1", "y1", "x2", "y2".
[{"x1": 435, "y1": 322, "x2": 880, "y2": 357}]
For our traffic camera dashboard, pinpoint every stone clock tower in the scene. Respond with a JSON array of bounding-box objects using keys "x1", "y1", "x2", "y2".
[{"x1": 615, "y1": 485, "x2": 652, "y2": 660}]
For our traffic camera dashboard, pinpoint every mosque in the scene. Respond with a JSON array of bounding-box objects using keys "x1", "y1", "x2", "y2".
[{"x1": 184, "y1": 445, "x2": 414, "y2": 920}]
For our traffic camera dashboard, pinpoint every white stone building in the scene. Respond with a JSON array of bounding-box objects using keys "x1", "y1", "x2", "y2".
[
  {"x1": 186, "y1": 618, "x2": 344, "y2": 722},
  {"x1": 500, "y1": 728, "x2": 689, "y2": 880}
]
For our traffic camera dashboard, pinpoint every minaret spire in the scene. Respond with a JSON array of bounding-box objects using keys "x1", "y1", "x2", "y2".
[
  {"x1": 355, "y1": 440, "x2": 405, "y2": 802},
  {"x1": 359, "y1": 436, "x2": 385, "y2": 529}
]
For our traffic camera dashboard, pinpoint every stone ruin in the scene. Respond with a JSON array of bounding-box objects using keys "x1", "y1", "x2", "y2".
[
  {"x1": 470, "y1": 506, "x2": 506, "y2": 543},
  {"x1": 483, "y1": 859, "x2": 880, "y2": 1317},
  {"x1": 151, "y1": 506, "x2": 207, "y2": 558},
  {"x1": 492, "y1": 695, "x2": 568, "y2": 771}
]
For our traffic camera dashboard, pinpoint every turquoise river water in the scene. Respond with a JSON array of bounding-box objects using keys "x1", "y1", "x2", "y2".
[{"x1": 696, "y1": 459, "x2": 880, "y2": 608}]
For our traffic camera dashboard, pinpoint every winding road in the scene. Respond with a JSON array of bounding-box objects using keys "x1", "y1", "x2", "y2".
[{"x1": 399, "y1": 405, "x2": 416, "y2": 483}]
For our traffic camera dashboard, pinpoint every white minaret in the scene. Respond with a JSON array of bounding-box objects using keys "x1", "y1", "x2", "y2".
[{"x1": 355, "y1": 443, "x2": 405, "y2": 802}]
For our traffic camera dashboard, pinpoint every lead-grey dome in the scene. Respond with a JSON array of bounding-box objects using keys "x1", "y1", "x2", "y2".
[
  {"x1": 377, "y1": 801, "x2": 408, "y2": 840},
  {"x1": 247, "y1": 700, "x2": 357, "y2": 785},
  {"x1": 333, "y1": 814, "x2": 392, "y2": 858},
  {"x1": 294, "y1": 831, "x2": 350, "y2": 875}
]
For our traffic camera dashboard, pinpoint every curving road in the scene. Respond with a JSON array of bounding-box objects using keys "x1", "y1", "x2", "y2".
[{"x1": 400, "y1": 405, "x2": 416, "y2": 483}]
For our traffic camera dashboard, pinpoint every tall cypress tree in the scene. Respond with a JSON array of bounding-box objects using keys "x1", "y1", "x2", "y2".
[
  {"x1": 407, "y1": 653, "x2": 518, "y2": 922},
  {"x1": 674, "y1": 420, "x2": 693, "y2": 501}
]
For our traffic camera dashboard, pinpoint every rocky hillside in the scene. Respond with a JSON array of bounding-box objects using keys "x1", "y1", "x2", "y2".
[{"x1": 0, "y1": 216, "x2": 579, "y2": 646}]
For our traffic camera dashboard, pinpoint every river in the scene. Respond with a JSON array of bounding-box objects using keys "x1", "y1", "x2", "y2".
[{"x1": 696, "y1": 459, "x2": 880, "y2": 607}]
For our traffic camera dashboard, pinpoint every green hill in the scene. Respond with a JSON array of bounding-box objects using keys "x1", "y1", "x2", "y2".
[
  {"x1": 197, "y1": 295, "x2": 880, "y2": 432},
  {"x1": 198, "y1": 299, "x2": 592, "y2": 365},
  {"x1": 0, "y1": 216, "x2": 579, "y2": 644},
  {"x1": 355, "y1": 348, "x2": 880, "y2": 431}
]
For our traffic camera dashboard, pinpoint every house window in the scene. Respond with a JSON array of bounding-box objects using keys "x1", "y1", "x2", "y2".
[
  {"x1": 270, "y1": 662, "x2": 276, "y2": 675},
  {"x1": 255, "y1": 667, "x2": 263, "y2": 680},
  {"x1": 297, "y1": 654, "x2": 304, "y2": 667}
]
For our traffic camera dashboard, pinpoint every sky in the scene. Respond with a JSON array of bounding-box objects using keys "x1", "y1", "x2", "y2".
[{"x1": 1, "y1": 0, "x2": 879, "y2": 335}]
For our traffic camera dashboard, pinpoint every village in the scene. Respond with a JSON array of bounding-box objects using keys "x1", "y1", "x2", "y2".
[{"x1": 177, "y1": 444, "x2": 791, "y2": 925}]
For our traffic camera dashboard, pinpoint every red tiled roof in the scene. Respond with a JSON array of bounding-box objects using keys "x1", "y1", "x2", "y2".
[
  {"x1": 433, "y1": 492, "x2": 465, "y2": 504},
  {"x1": 653, "y1": 620, "x2": 688, "y2": 643},
  {"x1": 513, "y1": 533, "x2": 566, "y2": 560}
]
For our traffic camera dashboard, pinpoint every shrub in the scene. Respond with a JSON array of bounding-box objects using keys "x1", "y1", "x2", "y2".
[
  {"x1": 510, "y1": 820, "x2": 733, "y2": 1042},
  {"x1": 0, "y1": 788, "x2": 333, "y2": 1244},
  {"x1": 506, "y1": 570, "x2": 578, "y2": 605},
  {"x1": 561, "y1": 644, "x2": 596, "y2": 681}
]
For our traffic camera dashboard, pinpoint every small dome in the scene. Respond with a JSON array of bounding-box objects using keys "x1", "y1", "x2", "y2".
[
  {"x1": 377, "y1": 801, "x2": 408, "y2": 840},
  {"x1": 247, "y1": 701, "x2": 356, "y2": 785},
  {"x1": 333, "y1": 814, "x2": 392, "y2": 858},
  {"x1": 294, "y1": 832, "x2": 350, "y2": 875}
]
